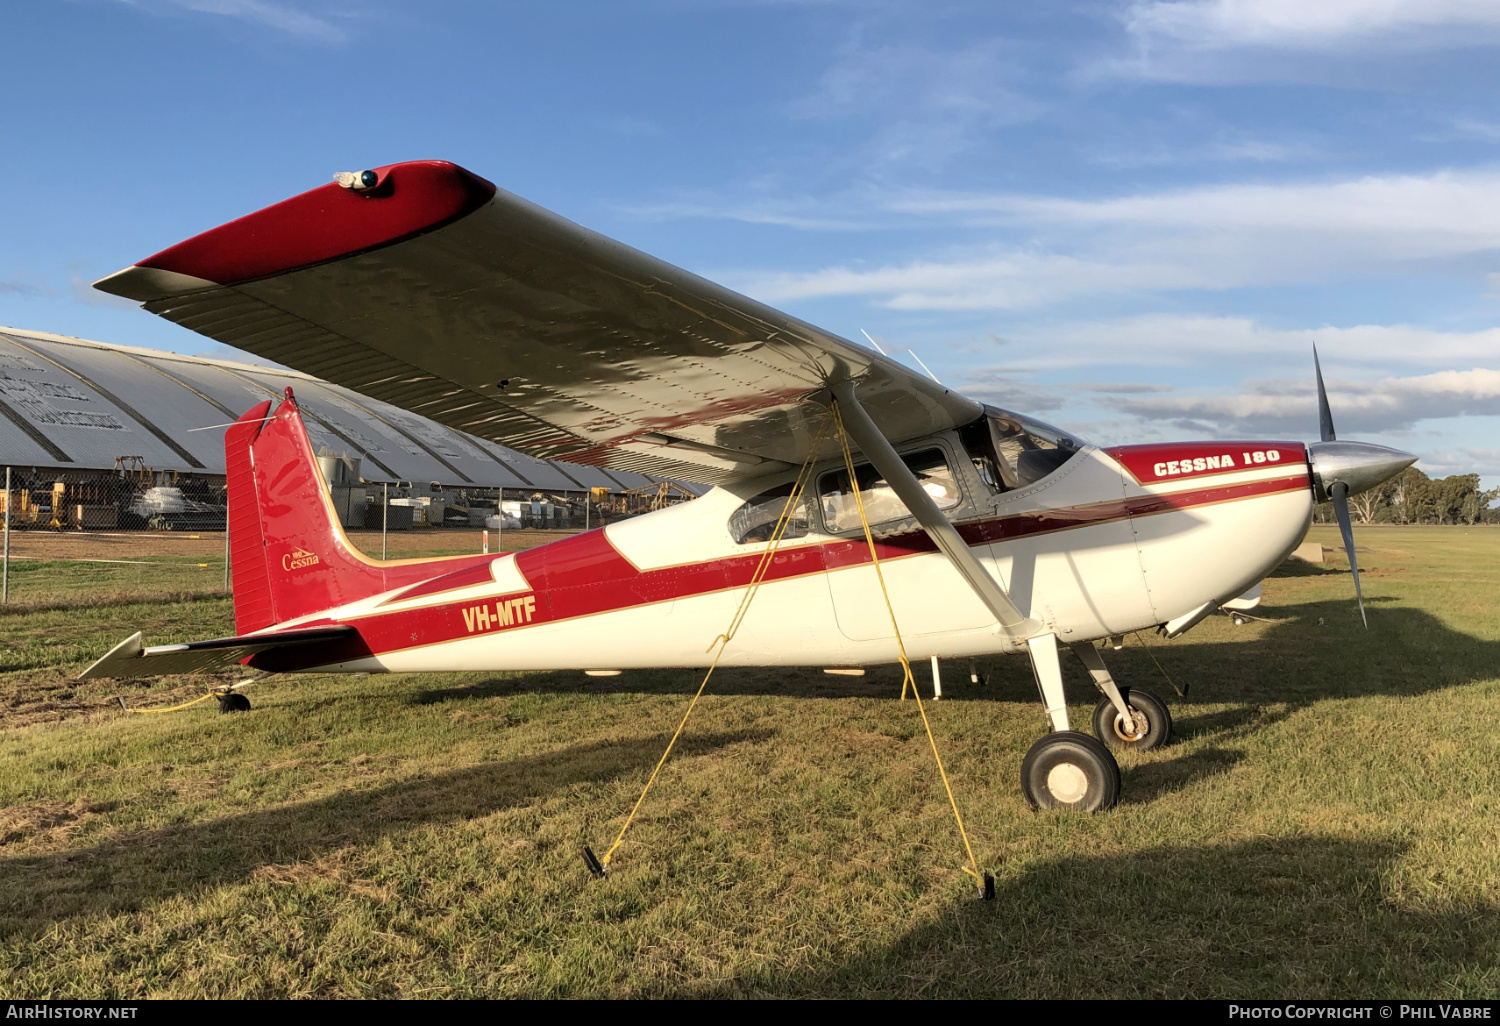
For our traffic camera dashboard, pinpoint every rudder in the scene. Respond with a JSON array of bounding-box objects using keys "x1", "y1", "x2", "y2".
[{"x1": 224, "y1": 390, "x2": 395, "y2": 630}]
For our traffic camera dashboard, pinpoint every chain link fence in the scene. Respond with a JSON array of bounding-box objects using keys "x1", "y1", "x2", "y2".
[{"x1": 0, "y1": 466, "x2": 699, "y2": 608}]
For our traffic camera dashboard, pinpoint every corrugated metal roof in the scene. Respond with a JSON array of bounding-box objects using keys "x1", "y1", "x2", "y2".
[{"x1": 0, "y1": 326, "x2": 699, "y2": 492}]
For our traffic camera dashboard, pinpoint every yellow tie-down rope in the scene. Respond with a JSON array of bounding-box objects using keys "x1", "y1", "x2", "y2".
[
  {"x1": 830, "y1": 400, "x2": 991, "y2": 900},
  {"x1": 118, "y1": 691, "x2": 219, "y2": 715},
  {"x1": 117, "y1": 680, "x2": 259, "y2": 715},
  {"x1": 589, "y1": 410, "x2": 836, "y2": 875},
  {"x1": 589, "y1": 401, "x2": 992, "y2": 900}
]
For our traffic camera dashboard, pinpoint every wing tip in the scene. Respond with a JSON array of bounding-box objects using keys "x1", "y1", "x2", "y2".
[
  {"x1": 78, "y1": 630, "x2": 144, "y2": 680},
  {"x1": 126, "y1": 159, "x2": 497, "y2": 289},
  {"x1": 93, "y1": 266, "x2": 219, "y2": 303}
]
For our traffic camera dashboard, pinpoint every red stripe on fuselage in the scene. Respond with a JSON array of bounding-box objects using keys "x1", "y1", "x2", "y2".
[
  {"x1": 1105, "y1": 441, "x2": 1307, "y2": 485},
  {"x1": 290, "y1": 471, "x2": 1309, "y2": 664}
]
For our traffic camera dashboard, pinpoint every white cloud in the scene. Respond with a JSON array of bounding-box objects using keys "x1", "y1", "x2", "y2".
[
  {"x1": 107, "y1": 0, "x2": 345, "y2": 43},
  {"x1": 1124, "y1": 0, "x2": 1500, "y2": 52},
  {"x1": 1453, "y1": 119, "x2": 1500, "y2": 142},
  {"x1": 738, "y1": 251, "x2": 1226, "y2": 310},
  {"x1": 892, "y1": 169, "x2": 1500, "y2": 244},
  {"x1": 978, "y1": 315, "x2": 1500, "y2": 371},
  {"x1": 0, "y1": 279, "x2": 48, "y2": 297},
  {"x1": 954, "y1": 371, "x2": 1064, "y2": 412},
  {"x1": 1419, "y1": 446, "x2": 1500, "y2": 478},
  {"x1": 1103, "y1": 367, "x2": 1500, "y2": 436},
  {"x1": 792, "y1": 38, "x2": 1041, "y2": 169},
  {"x1": 1076, "y1": 381, "x2": 1177, "y2": 394},
  {"x1": 1091, "y1": 135, "x2": 1318, "y2": 167},
  {"x1": 622, "y1": 196, "x2": 873, "y2": 232},
  {"x1": 731, "y1": 170, "x2": 1500, "y2": 310}
]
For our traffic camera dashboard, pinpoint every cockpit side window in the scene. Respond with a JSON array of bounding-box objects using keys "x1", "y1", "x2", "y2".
[
  {"x1": 958, "y1": 417, "x2": 1005, "y2": 490},
  {"x1": 817, "y1": 448, "x2": 960, "y2": 534},
  {"x1": 728, "y1": 481, "x2": 811, "y2": 544},
  {"x1": 960, "y1": 408, "x2": 1086, "y2": 490}
]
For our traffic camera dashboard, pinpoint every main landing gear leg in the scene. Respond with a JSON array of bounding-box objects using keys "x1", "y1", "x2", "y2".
[
  {"x1": 1072, "y1": 641, "x2": 1173, "y2": 751},
  {"x1": 1020, "y1": 633, "x2": 1120, "y2": 811},
  {"x1": 1027, "y1": 633, "x2": 1069, "y2": 732}
]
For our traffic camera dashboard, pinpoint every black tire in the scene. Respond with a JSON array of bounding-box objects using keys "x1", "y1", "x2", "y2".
[
  {"x1": 217, "y1": 692, "x2": 251, "y2": 713},
  {"x1": 1020, "y1": 731, "x2": 1120, "y2": 812},
  {"x1": 1092, "y1": 687, "x2": 1172, "y2": 751}
]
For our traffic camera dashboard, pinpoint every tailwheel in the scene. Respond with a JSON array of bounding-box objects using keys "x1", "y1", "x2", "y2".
[
  {"x1": 1020, "y1": 731, "x2": 1120, "y2": 812},
  {"x1": 1092, "y1": 687, "x2": 1171, "y2": 751},
  {"x1": 217, "y1": 692, "x2": 251, "y2": 713}
]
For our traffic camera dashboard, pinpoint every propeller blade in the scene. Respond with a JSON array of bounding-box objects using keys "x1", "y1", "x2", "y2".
[
  {"x1": 1314, "y1": 344, "x2": 1337, "y2": 443},
  {"x1": 1330, "y1": 481, "x2": 1366, "y2": 628}
]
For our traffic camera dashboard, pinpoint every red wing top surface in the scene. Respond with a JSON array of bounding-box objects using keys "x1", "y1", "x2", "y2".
[{"x1": 96, "y1": 160, "x2": 978, "y2": 485}]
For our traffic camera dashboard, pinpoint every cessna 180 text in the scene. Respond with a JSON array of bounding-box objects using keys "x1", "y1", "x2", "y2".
[{"x1": 85, "y1": 160, "x2": 1416, "y2": 814}]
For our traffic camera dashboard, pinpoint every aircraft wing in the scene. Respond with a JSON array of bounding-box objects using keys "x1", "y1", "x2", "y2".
[
  {"x1": 94, "y1": 160, "x2": 979, "y2": 484},
  {"x1": 79, "y1": 625, "x2": 356, "y2": 680}
]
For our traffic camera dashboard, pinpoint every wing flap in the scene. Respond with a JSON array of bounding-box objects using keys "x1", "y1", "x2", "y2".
[{"x1": 79, "y1": 625, "x2": 356, "y2": 680}]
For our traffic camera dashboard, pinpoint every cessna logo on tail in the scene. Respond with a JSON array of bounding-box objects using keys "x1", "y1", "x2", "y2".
[{"x1": 282, "y1": 548, "x2": 321, "y2": 572}]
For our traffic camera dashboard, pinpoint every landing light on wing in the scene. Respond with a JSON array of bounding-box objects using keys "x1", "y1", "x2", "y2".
[{"x1": 333, "y1": 170, "x2": 379, "y2": 191}]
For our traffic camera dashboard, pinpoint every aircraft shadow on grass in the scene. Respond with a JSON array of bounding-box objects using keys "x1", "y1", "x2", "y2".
[
  {"x1": 429, "y1": 587, "x2": 1498, "y2": 730},
  {"x1": 415, "y1": 583, "x2": 1497, "y2": 808},
  {"x1": 705, "y1": 834, "x2": 1500, "y2": 998},
  {"x1": 0, "y1": 729, "x2": 766, "y2": 939}
]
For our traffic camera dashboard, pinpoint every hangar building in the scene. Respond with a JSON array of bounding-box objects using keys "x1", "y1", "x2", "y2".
[{"x1": 0, "y1": 326, "x2": 701, "y2": 531}]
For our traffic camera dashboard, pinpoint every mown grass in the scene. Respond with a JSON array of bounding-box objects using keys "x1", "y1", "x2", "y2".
[{"x1": 0, "y1": 525, "x2": 1497, "y2": 998}]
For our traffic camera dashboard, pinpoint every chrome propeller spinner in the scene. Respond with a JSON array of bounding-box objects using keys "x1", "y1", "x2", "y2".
[{"x1": 1305, "y1": 346, "x2": 1418, "y2": 628}]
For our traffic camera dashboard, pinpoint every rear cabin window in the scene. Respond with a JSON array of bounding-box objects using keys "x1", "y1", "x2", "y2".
[
  {"x1": 817, "y1": 449, "x2": 959, "y2": 534},
  {"x1": 728, "y1": 482, "x2": 811, "y2": 544}
]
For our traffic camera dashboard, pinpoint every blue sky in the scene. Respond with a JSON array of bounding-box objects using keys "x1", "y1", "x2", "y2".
[{"x1": 2, "y1": 0, "x2": 1499, "y2": 484}]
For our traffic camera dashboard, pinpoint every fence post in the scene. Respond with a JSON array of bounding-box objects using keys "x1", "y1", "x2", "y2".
[
  {"x1": 3, "y1": 466, "x2": 9, "y2": 605},
  {"x1": 382, "y1": 482, "x2": 388, "y2": 560}
]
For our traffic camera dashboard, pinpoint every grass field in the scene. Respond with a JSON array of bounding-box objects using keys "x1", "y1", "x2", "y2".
[{"x1": 1, "y1": 525, "x2": 1497, "y2": 998}]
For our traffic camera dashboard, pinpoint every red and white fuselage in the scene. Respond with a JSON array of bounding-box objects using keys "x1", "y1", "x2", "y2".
[{"x1": 247, "y1": 401, "x2": 1312, "y2": 675}]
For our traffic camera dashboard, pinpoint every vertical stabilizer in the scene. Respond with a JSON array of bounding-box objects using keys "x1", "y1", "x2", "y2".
[{"x1": 223, "y1": 390, "x2": 485, "y2": 631}]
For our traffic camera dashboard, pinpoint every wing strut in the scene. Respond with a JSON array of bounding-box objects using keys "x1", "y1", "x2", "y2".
[{"x1": 829, "y1": 380, "x2": 1038, "y2": 638}]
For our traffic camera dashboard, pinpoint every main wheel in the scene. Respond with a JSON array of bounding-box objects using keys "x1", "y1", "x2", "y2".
[
  {"x1": 217, "y1": 692, "x2": 251, "y2": 713},
  {"x1": 1020, "y1": 731, "x2": 1120, "y2": 812},
  {"x1": 1092, "y1": 687, "x2": 1172, "y2": 751}
]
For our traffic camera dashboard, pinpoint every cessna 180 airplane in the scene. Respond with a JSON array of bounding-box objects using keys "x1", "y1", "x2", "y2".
[{"x1": 84, "y1": 160, "x2": 1416, "y2": 814}]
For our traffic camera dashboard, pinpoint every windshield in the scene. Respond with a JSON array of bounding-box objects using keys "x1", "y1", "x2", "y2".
[{"x1": 961, "y1": 407, "x2": 1086, "y2": 490}]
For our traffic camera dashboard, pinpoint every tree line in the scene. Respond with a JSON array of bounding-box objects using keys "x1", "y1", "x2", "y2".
[{"x1": 1313, "y1": 467, "x2": 1500, "y2": 526}]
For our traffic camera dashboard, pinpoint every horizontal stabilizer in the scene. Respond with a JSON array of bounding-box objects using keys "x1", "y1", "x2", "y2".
[
  {"x1": 1221, "y1": 582, "x2": 1263, "y2": 613},
  {"x1": 78, "y1": 625, "x2": 355, "y2": 680}
]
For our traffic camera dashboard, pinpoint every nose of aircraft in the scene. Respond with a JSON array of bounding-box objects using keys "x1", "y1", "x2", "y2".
[{"x1": 1307, "y1": 440, "x2": 1418, "y2": 502}]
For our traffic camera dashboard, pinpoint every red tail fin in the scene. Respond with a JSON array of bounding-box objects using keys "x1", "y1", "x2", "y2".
[{"x1": 224, "y1": 390, "x2": 484, "y2": 631}]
